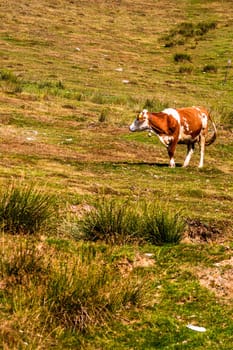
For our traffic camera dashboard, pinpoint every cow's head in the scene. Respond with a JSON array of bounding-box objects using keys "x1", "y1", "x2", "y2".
[{"x1": 129, "y1": 109, "x2": 150, "y2": 132}]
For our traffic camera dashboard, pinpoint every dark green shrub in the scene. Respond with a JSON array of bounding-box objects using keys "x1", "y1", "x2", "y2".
[
  {"x1": 80, "y1": 197, "x2": 185, "y2": 246},
  {"x1": 0, "y1": 69, "x2": 18, "y2": 83},
  {"x1": 81, "y1": 197, "x2": 139, "y2": 244},
  {"x1": 0, "y1": 183, "x2": 57, "y2": 234},
  {"x1": 174, "y1": 53, "x2": 192, "y2": 63},
  {"x1": 140, "y1": 204, "x2": 185, "y2": 245},
  {"x1": 202, "y1": 64, "x2": 218, "y2": 73},
  {"x1": 196, "y1": 21, "x2": 217, "y2": 36},
  {"x1": 161, "y1": 21, "x2": 217, "y2": 47}
]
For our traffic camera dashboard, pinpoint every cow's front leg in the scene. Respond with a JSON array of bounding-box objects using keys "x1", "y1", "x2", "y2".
[
  {"x1": 168, "y1": 144, "x2": 176, "y2": 167},
  {"x1": 183, "y1": 143, "x2": 195, "y2": 167}
]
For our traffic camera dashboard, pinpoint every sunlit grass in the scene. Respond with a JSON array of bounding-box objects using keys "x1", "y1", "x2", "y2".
[
  {"x1": 0, "y1": 0, "x2": 233, "y2": 349},
  {"x1": 0, "y1": 182, "x2": 57, "y2": 234}
]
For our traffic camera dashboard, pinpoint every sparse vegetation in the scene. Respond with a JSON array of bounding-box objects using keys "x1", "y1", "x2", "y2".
[
  {"x1": 143, "y1": 98, "x2": 168, "y2": 111},
  {"x1": 0, "y1": 237, "x2": 153, "y2": 347},
  {"x1": 179, "y1": 64, "x2": 194, "y2": 74},
  {"x1": 162, "y1": 21, "x2": 217, "y2": 47},
  {"x1": 0, "y1": 0, "x2": 232, "y2": 349}
]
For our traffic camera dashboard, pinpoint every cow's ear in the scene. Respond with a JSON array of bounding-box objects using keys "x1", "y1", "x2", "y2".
[{"x1": 167, "y1": 114, "x2": 178, "y2": 133}]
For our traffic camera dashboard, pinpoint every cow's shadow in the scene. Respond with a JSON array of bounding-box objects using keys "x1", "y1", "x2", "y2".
[{"x1": 111, "y1": 161, "x2": 183, "y2": 168}]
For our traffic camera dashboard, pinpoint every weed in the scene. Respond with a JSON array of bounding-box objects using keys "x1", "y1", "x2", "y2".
[
  {"x1": 174, "y1": 53, "x2": 192, "y2": 63},
  {"x1": 0, "y1": 183, "x2": 57, "y2": 235},
  {"x1": 99, "y1": 108, "x2": 109, "y2": 123},
  {"x1": 0, "y1": 240, "x2": 48, "y2": 285},
  {"x1": 162, "y1": 21, "x2": 217, "y2": 47},
  {"x1": 81, "y1": 197, "x2": 139, "y2": 244},
  {"x1": 80, "y1": 197, "x2": 185, "y2": 246},
  {"x1": 0, "y1": 238, "x2": 152, "y2": 341},
  {"x1": 179, "y1": 64, "x2": 193, "y2": 74},
  {"x1": 202, "y1": 64, "x2": 218, "y2": 73},
  {"x1": 0, "y1": 69, "x2": 22, "y2": 93},
  {"x1": 45, "y1": 253, "x2": 150, "y2": 332},
  {"x1": 140, "y1": 203, "x2": 185, "y2": 245},
  {"x1": 0, "y1": 69, "x2": 18, "y2": 83}
]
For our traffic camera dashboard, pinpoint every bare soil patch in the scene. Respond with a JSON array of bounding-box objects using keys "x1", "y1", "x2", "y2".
[{"x1": 197, "y1": 257, "x2": 233, "y2": 301}]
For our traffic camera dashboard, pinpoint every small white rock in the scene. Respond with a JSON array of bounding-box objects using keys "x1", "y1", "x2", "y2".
[{"x1": 186, "y1": 324, "x2": 206, "y2": 332}]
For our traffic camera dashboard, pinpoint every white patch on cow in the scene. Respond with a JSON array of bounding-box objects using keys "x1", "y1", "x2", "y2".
[
  {"x1": 129, "y1": 110, "x2": 150, "y2": 132},
  {"x1": 182, "y1": 117, "x2": 190, "y2": 132},
  {"x1": 201, "y1": 113, "x2": 208, "y2": 129},
  {"x1": 158, "y1": 135, "x2": 174, "y2": 147},
  {"x1": 169, "y1": 157, "x2": 176, "y2": 168},
  {"x1": 162, "y1": 108, "x2": 181, "y2": 124}
]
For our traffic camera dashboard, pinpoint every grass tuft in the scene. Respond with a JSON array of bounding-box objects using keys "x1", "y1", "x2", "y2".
[
  {"x1": 80, "y1": 197, "x2": 185, "y2": 246},
  {"x1": 0, "y1": 183, "x2": 57, "y2": 235},
  {"x1": 162, "y1": 21, "x2": 217, "y2": 47},
  {"x1": 80, "y1": 197, "x2": 139, "y2": 244},
  {"x1": 140, "y1": 203, "x2": 186, "y2": 245},
  {"x1": 174, "y1": 53, "x2": 192, "y2": 63},
  {"x1": 202, "y1": 64, "x2": 218, "y2": 73}
]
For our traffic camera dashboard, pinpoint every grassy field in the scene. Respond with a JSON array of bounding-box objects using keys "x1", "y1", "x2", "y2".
[{"x1": 0, "y1": 0, "x2": 233, "y2": 349}]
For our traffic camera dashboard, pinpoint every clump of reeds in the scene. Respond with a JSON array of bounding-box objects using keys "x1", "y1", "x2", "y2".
[
  {"x1": 80, "y1": 196, "x2": 185, "y2": 245},
  {"x1": 0, "y1": 182, "x2": 56, "y2": 234}
]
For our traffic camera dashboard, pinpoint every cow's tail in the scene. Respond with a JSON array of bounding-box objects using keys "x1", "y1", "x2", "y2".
[{"x1": 205, "y1": 114, "x2": 217, "y2": 146}]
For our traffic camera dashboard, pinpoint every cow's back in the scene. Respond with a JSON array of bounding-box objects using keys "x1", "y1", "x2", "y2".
[{"x1": 177, "y1": 107, "x2": 206, "y2": 139}]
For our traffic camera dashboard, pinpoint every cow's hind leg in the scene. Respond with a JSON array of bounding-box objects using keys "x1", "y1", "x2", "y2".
[
  {"x1": 198, "y1": 133, "x2": 205, "y2": 168},
  {"x1": 183, "y1": 143, "x2": 195, "y2": 167}
]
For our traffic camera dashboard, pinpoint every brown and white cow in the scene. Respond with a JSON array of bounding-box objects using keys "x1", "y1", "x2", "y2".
[{"x1": 129, "y1": 106, "x2": 217, "y2": 168}]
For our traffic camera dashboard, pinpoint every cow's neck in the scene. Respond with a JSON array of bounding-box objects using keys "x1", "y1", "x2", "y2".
[{"x1": 148, "y1": 112, "x2": 166, "y2": 135}]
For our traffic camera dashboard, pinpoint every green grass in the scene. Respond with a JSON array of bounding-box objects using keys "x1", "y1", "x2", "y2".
[
  {"x1": 0, "y1": 0, "x2": 233, "y2": 348},
  {"x1": 0, "y1": 182, "x2": 57, "y2": 234}
]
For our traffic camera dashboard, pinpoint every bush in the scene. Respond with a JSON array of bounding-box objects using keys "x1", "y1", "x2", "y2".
[
  {"x1": 202, "y1": 64, "x2": 218, "y2": 73},
  {"x1": 0, "y1": 69, "x2": 23, "y2": 93},
  {"x1": 140, "y1": 203, "x2": 185, "y2": 245},
  {"x1": 81, "y1": 197, "x2": 139, "y2": 244},
  {"x1": 161, "y1": 21, "x2": 217, "y2": 47},
  {"x1": 0, "y1": 183, "x2": 57, "y2": 234},
  {"x1": 80, "y1": 197, "x2": 185, "y2": 246},
  {"x1": 174, "y1": 53, "x2": 192, "y2": 63}
]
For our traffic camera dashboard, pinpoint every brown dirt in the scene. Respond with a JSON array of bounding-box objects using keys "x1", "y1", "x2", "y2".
[
  {"x1": 184, "y1": 218, "x2": 232, "y2": 244},
  {"x1": 196, "y1": 257, "x2": 233, "y2": 302}
]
